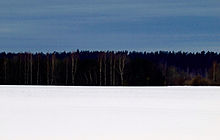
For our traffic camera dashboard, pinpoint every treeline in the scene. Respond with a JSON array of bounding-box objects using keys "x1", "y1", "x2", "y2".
[{"x1": 0, "y1": 51, "x2": 220, "y2": 86}]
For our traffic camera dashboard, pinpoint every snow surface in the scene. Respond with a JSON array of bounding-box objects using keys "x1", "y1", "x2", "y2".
[{"x1": 0, "y1": 86, "x2": 220, "y2": 140}]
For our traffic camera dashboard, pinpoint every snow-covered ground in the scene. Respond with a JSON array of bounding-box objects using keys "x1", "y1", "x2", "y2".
[{"x1": 0, "y1": 86, "x2": 220, "y2": 140}]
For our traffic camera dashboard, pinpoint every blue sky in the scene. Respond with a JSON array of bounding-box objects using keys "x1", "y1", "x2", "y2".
[{"x1": 0, "y1": 0, "x2": 220, "y2": 52}]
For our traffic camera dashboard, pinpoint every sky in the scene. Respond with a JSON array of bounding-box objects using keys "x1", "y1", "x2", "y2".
[{"x1": 0, "y1": 0, "x2": 220, "y2": 52}]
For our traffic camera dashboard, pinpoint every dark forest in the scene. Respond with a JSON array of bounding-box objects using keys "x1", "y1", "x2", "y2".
[{"x1": 1, "y1": 51, "x2": 220, "y2": 86}]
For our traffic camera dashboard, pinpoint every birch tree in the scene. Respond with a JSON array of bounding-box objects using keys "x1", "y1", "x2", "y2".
[
  {"x1": 46, "y1": 53, "x2": 50, "y2": 85},
  {"x1": 71, "y1": 52, "x2": 78, "y2": 85},
  {"x1": 113, "y1": 53, "x2": 116, "y2": 86},
  {"x1": 118, "y1": 53, "x2": 127, "y2": 86}
]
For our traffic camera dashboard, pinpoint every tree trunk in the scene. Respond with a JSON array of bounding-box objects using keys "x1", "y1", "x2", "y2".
[
  {"x1": 36, "y1": 54, "x2": 40, "y2": 85},
  {"x1": 118, "y1": 54, "x2": 126, "y2": 86},
  {"x1": 3, "y1": 57, "x2": 7, "y2": 84},
  {"x1": 65, "y1": 57, "x2": 69, "y2": 85},
  {"x1": 27, "y1": 53, "x2": 30, "y2": 85},
  {"x1": 213, "y1": 61, "x2": 216, "y2": 82},
  {"x1": 109, "y1": 53, "x2": 113, "y2": 86},
  {"x1": 71, "y1": 53, "x2": 78, "y2": 85},
  {"x1": 30, "y1": 53, "x2": 32, "y2": 85},
  {"x1": 99, "y1": 54, "x2": 103, "y2": 86},
  {"x1": 19, "y1": 54, "x2": 22, "y2": 84},
  {"x1": 104, "y1": 54, "x2": 107, "y2": 86},
  {"x1": 24, "y1": 54, "x2": 27, "y2": 84},
  {"x1": 113, "y1": 54, "x2": 116, "y2": 86},
  {"x1": 84, "y1": 73, "x2": 89, "y2": 85},
  {"x1": 46, "y1": 54, "x2": 50, "y2": 85},
  {"x1": 94, "y1": 70, "x2": 97, "y2": 85},
  {"x1": 89, "y1": 71, "x2": 93, "y2": 85},
  {"x1": 51, "y1": 54, "x2": 55, "y2": 85}
]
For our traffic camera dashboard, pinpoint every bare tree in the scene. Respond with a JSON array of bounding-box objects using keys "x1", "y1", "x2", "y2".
[
  {"x1": 27, "y1": 53, "x2": 30, "y2": 84},
  {"x1": 24, "y1": 53, "x2": 27, "y2": 84},
  {"x1": 36, "y1": 54, "x2": 40, "y2": 84},
  {"x1": 109, "y1": 52, "x2": 113, "y2": 85},
  {"x1": 118, "y1": 53, "x2": 127, "y2": 86},
  {"x1": 51, "y1": 53, "x2": 55, "y2": 85},
  {"x1": 113, "y1": 54, "x2": 116, "y2": 86},
  {"x1": 65, "y1": 57, "x2": 69, "y2": 85},
  {"x1": 46, "y1": 53, "x2": 50, "y2": 85},
  {"x1": 18, "y1": 53, "x2": 22, "y2": 84},
  {"x1": 88, "y1": 71, "x2": 93, "y2": 85},
  {"x1": 3, "y1": 56, "x2": 7, "y2": 84},
  {"x1": 104, "y1": 53, "x2": 107, "y2": 86},
  {"x1": 71, "y1": 53, "x2": 78, "y2": 85},
  {"x1": 213, "y1": 61, "x2": 217, "y2": 82},
  {"x1": 93, "y1": 69, "x2": 98, "y2": 85},
  {"x1": 29, "y1": 53, "x2": 33, "y2": 85},
  {"x1": 84, "y1": 73, "x2": 89, "y2": 85},
  {"x1": 161, "y1": 61, "x2": 167, "y2": 85},
  {"x1": 98, "y1": 53, "x2": 104, "y2": 86}
]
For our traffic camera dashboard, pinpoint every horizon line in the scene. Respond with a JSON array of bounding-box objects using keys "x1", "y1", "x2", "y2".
[{"x1": 1, "y1": 50, "x2": 220, "y2": 54}]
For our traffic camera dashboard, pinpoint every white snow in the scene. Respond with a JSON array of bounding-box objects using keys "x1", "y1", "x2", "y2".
[{"x1": 0, "y1": 86, "x2": 220, "y2": 140}]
